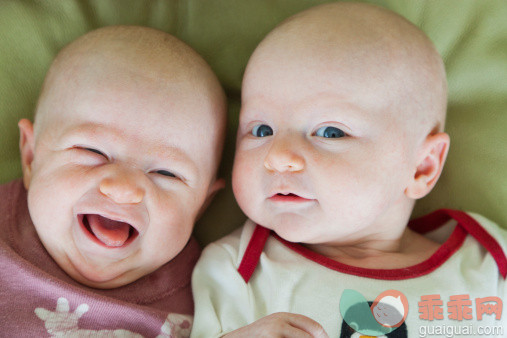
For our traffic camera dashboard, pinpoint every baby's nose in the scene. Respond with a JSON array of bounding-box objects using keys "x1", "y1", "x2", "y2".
[
  {"x1": 264, "y1": 135, "x2": 305, "y2": 173},
  {"x1": 99, "y1": 168, "x2": 145, "y2": 204}
]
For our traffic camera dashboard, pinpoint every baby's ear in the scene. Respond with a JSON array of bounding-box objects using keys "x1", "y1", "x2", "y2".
[
  {"x1": 405, "y1": 132, "x2": 450, "y2": 199},
  {"x1": 18, "y1": 119, "x2": 35, "y2": 190}
]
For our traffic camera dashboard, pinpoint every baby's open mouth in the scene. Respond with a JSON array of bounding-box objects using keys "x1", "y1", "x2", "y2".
[{"x1": 79, "y1": 214, "x2": 138, "y2": 247}]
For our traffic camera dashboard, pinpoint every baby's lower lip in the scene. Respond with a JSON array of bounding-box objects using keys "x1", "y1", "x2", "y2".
[{"x1": 269, "y1": 193, "x2": 311, "y2": 202}]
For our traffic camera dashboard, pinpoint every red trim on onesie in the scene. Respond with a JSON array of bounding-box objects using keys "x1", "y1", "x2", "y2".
[
  {"x1": 272, "y1": 225, "x2": 467, "y2": 280},
  {"x1": 238, "y1": 225, "x2": 271, "y2": 282},
  {"x1": 237, "y1": 209, "x2": 507, "y2": 282},
  {"x1": 443, "y1": 209, "x2": 507, "y2": 278},
  {"x1": 407, "y1": 209, "x2": 456, "y2": 234},
  {"x1": 408, "y1": 209, "x2": 506, "y2": 278}
]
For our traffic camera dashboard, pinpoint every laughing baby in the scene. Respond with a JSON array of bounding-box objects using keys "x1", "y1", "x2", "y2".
[{"x1": 0, "y1": 25, "x2": 226, "y2": 336}]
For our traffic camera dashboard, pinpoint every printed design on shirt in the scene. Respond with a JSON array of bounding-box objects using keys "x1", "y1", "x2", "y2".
[
  {"x1": 339, "y1": 290, "x2": 408, "y2": 337},
  {"x1": 35, "y1": 297, "x2": 193, "y2": 337},
  {"x1": 160, "y1": 313, "x2": 192, "y2": 337}
]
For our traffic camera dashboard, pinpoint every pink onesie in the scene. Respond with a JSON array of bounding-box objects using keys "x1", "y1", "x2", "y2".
[{"x1": 0, "y1": 179, "x2": 200, "y2": 337}]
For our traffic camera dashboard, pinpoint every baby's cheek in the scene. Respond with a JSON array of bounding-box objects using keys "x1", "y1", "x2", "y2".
[
  {"x1": 148, "y1": 203, "x2": 192, "y2": 259},
  {"x1": 232, "y1": 160, "x2": 253, "y2": 197},
  {"x1": 27, "y1": 171, "x2": 76, "y2": 252}
]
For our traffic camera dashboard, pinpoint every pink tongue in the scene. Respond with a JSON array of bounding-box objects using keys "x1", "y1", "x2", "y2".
[{"x1": 87, "y1": 214, "x2": 131, "y2": 247}]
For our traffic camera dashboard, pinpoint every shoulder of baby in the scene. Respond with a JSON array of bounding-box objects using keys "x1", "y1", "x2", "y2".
[
  {"x1": 464, "y1": 211, "x2": 506, "y2": 241},
  {"x1": 461, "y1": 211, "x2": 507, "y2": 279},
  {"x1": 199, "y1": 219, "x2": 257, "y2": 267},
  {"x1": 0, "y1": 179, "x2": 25, "y2": 218}
]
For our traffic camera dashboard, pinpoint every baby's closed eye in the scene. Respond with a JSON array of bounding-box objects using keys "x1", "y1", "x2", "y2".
[
  {"x1": 83, "y1": 147, "x2": 108, "y2": 157},
  {"x1": 69, "y1": 146, "x2": 110, "y2": 164},
  {"x1": 152, "y1": 169, "x2": 176, "y2": 178}
]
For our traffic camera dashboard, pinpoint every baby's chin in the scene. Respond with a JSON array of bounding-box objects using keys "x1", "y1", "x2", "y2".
[
  {"x1": 61, "y1": 258, "x2": 148, "y2": 289},
  {"x1": 267, "y1": 212, "x2": 326, "y2": 238},
  {"x1": 266, "y1": 219, "x2": 319, "y2": 243}
]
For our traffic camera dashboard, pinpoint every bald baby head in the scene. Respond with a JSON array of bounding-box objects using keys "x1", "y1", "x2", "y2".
[
  {"x1": 243, "y1": 2, "x2": 447, "y2": 139},
  {"x1": 35, "y1": 25, "x2": 226, "y2": 136}
]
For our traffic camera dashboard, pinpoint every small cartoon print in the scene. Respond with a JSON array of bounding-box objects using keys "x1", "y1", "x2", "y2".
[
  {"x1": 371, "y1": 290, "x2": 409, "y2": 328},
  {"x1": 339, "y1": 290, "x2": 408, "y2": 337},
  {"x1": 35, "y1": 297, "x2": 193, "y2": 337}
]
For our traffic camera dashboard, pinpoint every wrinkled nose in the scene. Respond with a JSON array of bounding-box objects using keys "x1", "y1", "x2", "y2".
[
  {"x1": 99, "y1": 166, "x2": 145, "y2": 204},
  {"x1": 264, "y1": 135, "x2": 305, "y2": 173}
]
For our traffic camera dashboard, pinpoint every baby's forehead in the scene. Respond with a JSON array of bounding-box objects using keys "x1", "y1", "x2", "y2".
[
  {"x1": 41, "y1": 59, "x2": 221, "y2": 129},
  {"x1": 48, "y1": 35, "x2": 210, "y2": 92},
  {"x1": 35, "y1": 69, "x2": 223, "y2": 178},
  {"x1": 244, "y1": 3, "x2": 447, "y2": 133},
  {"x1": 254, "y1": 6, "x2": 435, "y2": 80},
  {"x1": 36, "y1": 26, "x2": 225, "y2": 130}
]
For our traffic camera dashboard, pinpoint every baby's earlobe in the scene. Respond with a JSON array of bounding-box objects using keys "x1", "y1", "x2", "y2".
[
  {"x1": 18, "y1": 119, "x2": 35, "y2": 189},
  {"x1": 211, "y1": 178, "x2": 226, "y2": 194},
  {"x1": 196, "y1": 178, "x2": 226, "y2": 219},
  {"x1": 406, "y1": 132, "x2": 450, "y2": 199}
]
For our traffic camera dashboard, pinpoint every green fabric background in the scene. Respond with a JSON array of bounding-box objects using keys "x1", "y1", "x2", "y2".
[{"x1": 0, "y1": 0, "x2": 505, "y2": 245}]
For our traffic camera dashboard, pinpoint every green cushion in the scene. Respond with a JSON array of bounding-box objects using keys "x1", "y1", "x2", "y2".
[{"x1": 1, "y1": 0, "x2": 505, "y2": 246}]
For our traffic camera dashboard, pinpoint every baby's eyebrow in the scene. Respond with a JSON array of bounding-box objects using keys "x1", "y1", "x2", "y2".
[{"x1": 57, "y1": 124, "x2": 105, "y2": 145}]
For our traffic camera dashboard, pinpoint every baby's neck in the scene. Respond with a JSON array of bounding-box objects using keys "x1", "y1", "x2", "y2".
[{"x1": 304, "y1": 228, "x2": 440, "y2": 269}]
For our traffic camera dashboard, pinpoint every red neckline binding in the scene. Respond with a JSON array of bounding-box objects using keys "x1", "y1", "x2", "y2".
[{"x1": 238, "y1": 209, "x2": 506, "y2": 282}]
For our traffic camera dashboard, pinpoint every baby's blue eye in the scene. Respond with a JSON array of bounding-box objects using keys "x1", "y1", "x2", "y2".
[
  {"x1": 156, "y1": 170, "x2": 176, "y2": 178},
  {"x1": 315, "y1": 126, "x2": 345, "y2": 138},
  {"x1": 251, "y1": 124, "x2": 273, "y2": 137}
]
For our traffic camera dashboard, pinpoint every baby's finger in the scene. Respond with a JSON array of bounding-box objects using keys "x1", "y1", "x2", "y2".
[
  {"x1": 286, "y1": 313, "x2": 329, "y2": 338},
  {"x1": 281, "y1": 325, "x2": 315, "y2": 338}
]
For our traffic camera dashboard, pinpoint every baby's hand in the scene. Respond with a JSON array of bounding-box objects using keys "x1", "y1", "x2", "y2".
[{"x1": 223, "y1": 312, "x2": 328, "y2": 338}]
